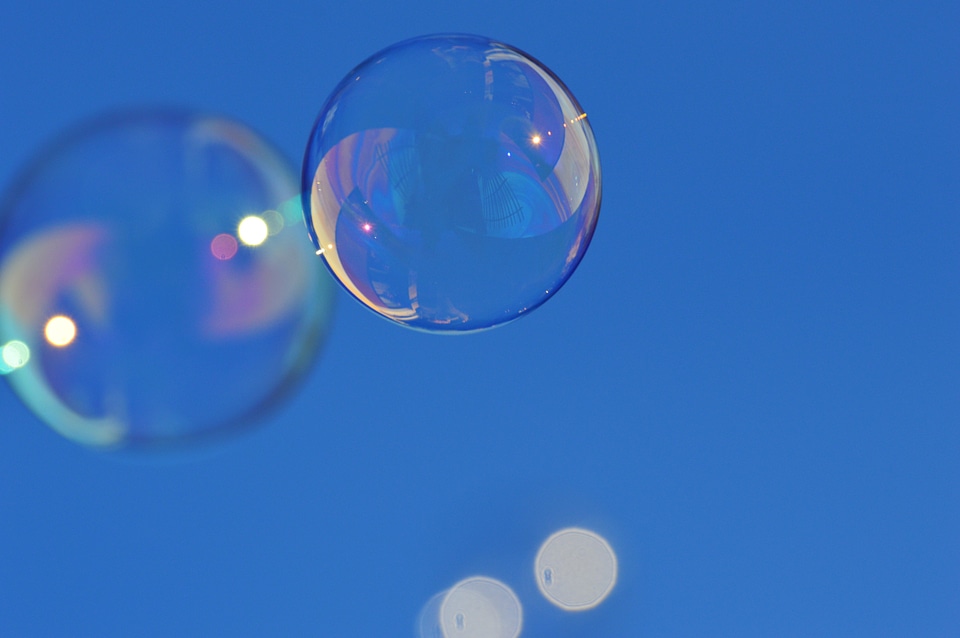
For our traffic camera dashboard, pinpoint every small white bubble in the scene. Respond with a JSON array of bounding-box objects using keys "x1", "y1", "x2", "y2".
[
  {"x1": 535, "y1": 527, "x2": 618, "y2": 611},
  {"x1": 415, "y1": 591, "x2": 446, "y2": 638},
  {"x1": 439, "y1": 576, "x2": 522, "y2": 638}
]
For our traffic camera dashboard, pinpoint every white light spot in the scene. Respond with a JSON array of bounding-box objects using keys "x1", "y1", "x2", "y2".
[
  {"x1": 1, "y1": 340, "x2": 30, "y2": 373},
  {"x1": 535, "y1": 527, "x2": 617, "y2": 611},
  {"x1": 438, "y1": 576, "x2": 522, "y2": 638},
  {"x1": 238, "y1": 215, "x2": 269, "y2": 246},
  {"x1": 531, "y1": 134, "x2": 542, "y2": 145},
  {"x1": 44, "y1": 315, "x2": 77, "y2": 347}
]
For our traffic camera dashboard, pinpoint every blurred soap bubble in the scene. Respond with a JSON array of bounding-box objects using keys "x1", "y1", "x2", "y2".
[
  {"x1": 418, "y1": 576, "x2": 522, "y2": 638},
  {"x1": 303, "y1": 33, "x2": 601, "y2": 333},
  {"x1": 535, "y1": 527, "x2": 618, "y2": 611},
  {"x1": 0, "y1": 109, "x2": 336, "y2": 450},
  {"x1": 415, "y1": 590, "x2": 446, "y2": 638}
]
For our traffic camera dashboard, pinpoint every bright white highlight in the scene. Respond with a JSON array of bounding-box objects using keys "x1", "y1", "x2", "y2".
[
  {"x1": 535, "y1": 527, "x2": 618, "y2": 611},
  {"x1": 238, "y1": 215, "x2": 269, "y2": 246},
  {"x1": 44, "y1": 315, "x2": 77, "y2": 347},
  {"x1": 1, "y1": 340, "x2": 31, "y2": 372}
]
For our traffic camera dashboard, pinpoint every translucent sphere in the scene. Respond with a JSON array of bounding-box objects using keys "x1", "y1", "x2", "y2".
[
  {"x1": 439, "y1": 577, "x2": 523, "y2": 638},
  {"x1": 0, "y1": 110, "x2": 336, "y2": 449},
  {"x1": 303, "y1": 34, "x2": 601, "y2": 332},
  {"x1": 535, "y1": 527, "x2": 618, "y2": 611}
]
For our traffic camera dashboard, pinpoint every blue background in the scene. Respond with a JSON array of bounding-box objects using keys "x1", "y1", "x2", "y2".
[{"x1": 1, "y1": 1, "x2": 957, "y2": 636}]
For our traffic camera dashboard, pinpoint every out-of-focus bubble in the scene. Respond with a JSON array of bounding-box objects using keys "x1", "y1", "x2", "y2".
[
  {"x1": 303, "y1": 33, "x2": 601, "y2": 333},
  {"x1": 535, "y1": 527, "x2": 617, "y2": 611},
  {"x1": 416, "y1": 590, "x2": 447, "y2": 638},
  {"x1": 431, "y1": 576, "x2": 522, "y2": 638},
  {"x1": 0, "y1": 110, "x2": 336, "y2": 449}
]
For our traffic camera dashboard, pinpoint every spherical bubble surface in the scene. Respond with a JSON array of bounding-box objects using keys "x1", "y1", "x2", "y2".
[
  {"x1": 535, "y1": 527, "x2": 618, "y2": 611},
  {"x1": 439, "y1": 577, "x2": 522, "y2": 638},
  {"x1": 0, "y1": 110, "x2": 336, "y2": 449},
  {"x1": 303, "y1": 33, "x2": 601, "y2": 332}
]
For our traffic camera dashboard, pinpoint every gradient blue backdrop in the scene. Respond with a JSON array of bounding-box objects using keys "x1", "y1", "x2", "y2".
[{"x1": 1, "y1": 1, "x2": 957, "y2": 636}]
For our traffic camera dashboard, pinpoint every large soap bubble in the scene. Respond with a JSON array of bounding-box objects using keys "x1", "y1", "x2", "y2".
[
  {"x1": 303, "y1": 33, "x2": 601, "y2": 332},
  {"x1": 0, "y1": 110, "x2": 336, "y2": 449}
]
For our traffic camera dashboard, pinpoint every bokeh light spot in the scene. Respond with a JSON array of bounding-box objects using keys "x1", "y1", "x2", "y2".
[
  {"x1": 238, "y1": 215, "x2": 269, "y2": 246},
  {"x1": 210, "y1": 233, "x2": 239, "y2": 260},
  {"x1": 1, "y1": 340, "x2": 30, "y2": 373},
  {"x1": 44, "y1": 315, "x2": 77, "y2": 347},
  {"x1": 535, "y1": 527, "x2": 617, "y2": 611},
  {"x1": 261, "y1": 209, "x2": 285, "y2": 236}
]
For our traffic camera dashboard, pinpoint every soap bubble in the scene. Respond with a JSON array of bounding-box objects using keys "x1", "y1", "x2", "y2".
[
  {"x1": 416, "y1": 590, "x2": 447, "y2": 638},
  {"x1": 0, "y1": 110, "x2": 336, "y2": 449},
  {"x1": 534, "y1": 527, "x2": 618, "y2": 611},
  {"x1": 303, "y1": 33, "x2": 601, "y2": 332},
  {"x1": 436, "y1": 577, "x2": 522, "y2": 638}
]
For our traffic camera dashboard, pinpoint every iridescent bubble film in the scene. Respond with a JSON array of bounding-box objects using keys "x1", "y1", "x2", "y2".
[
  {"x1": 303, "y1": 33, "x2": 601, "y2": 332},
  {"x1": 0, "y1": 111, "x2": 336, "y2": 449}
]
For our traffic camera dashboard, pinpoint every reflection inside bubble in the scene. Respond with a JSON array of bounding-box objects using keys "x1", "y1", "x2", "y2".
[
  {"x1": 238, "y1": 214, "x2": 269, "y2": 247},
  {"x1": 43, "y1": 315, "x2": 77, "y2": 347}
]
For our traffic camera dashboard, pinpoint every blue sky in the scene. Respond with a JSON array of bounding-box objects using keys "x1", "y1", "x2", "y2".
[{"x1": 1, "y1": 1, "x2": 958, "y2": 636}]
